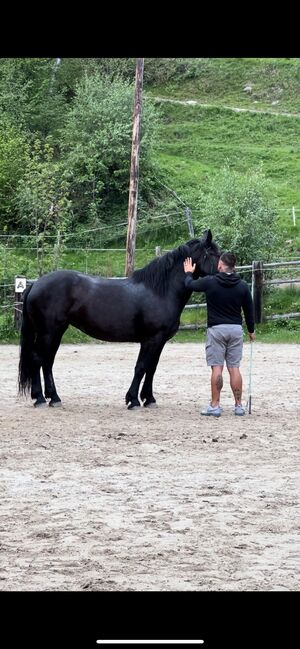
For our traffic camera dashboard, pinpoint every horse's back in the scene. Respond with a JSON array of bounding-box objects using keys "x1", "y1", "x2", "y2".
[
  {"x1": 25, "y1": 270, "x2": 179, "y2": 342},
  {"x1": 25, "y1": 271, "x2": 135, "y2": 339},
  {"x1": 28, "y1": 270, "x2": 118, "y2": 303},
  {"x1": 27, "y1": 270, "x2": 79, "y2": 311}
]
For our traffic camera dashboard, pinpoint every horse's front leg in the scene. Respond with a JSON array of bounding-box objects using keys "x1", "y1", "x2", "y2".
[
  {"x1": 140, "y1": 339, "x2": 167, "y2": 407},
  {"x1": 43, "y1": 361, "x2": 61, "y2": 407},
  {"x1": 42, "y1": 327, "x2": 67, "y2": 407},
  {"x1": 125, "y1": 345, "x2": 146, "y2": 409}
]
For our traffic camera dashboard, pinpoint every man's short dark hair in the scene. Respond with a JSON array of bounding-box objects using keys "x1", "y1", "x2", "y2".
[{"x1": 220, "y1": 252, "x2": 236, "y2": 269}]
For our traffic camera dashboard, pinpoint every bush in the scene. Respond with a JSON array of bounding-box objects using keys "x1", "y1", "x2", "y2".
[{"x1": 193, "y1": 165, "x2": 279, "y2": 266}]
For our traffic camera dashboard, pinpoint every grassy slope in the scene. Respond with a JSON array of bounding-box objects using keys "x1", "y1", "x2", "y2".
[
  {"x1": 152, "y1": 102, "x2": 300, "y2": 202},
  {"x1": 147, "y1": 58, "x2": 300, "y2": 341},
  {"x1": 147, "y1": 58, "x2": 300, "y2": 113},
  {"x1": 146, "y1": 58, "x2": 300, "y2": 246}
]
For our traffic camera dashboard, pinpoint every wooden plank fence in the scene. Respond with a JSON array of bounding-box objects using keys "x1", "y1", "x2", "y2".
[
  {"x1": 1, "y1": 259, "x2": 300, "y2": 331},
  {"x1": 180, "y1": 259, "x2": 300, "y2": 330}
]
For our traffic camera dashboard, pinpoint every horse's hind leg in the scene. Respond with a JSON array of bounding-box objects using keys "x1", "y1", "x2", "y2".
[
  {"x1": 42, "y1": 326, "x2": 67, "y2": 407},
  {"x1": 31, "y1": 341, "x2": 47, "y2": 408}
]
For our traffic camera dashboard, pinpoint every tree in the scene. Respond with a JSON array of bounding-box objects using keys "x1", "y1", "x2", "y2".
[
  {"x1": 60, "y1": 73, "x2": 161, "y2": 229},
  {"x1": 15, "y1": 139, "x2": 72, "y2": 275},
  {"x1": 0, "y1": 112, "x2": 29, "y2": 230},
  {"x1": 0, "y1": 58, "x2": 93, "y2": 142}
]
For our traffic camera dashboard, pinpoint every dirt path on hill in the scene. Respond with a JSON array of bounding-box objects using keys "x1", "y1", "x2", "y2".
[{"x1": 154, "y1": 96, "x2": 300, "y2": 118}]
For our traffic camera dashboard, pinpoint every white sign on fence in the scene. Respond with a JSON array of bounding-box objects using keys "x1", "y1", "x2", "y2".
[{"x1": 15, "y1": 276, "x2": 26, "y2": 293}]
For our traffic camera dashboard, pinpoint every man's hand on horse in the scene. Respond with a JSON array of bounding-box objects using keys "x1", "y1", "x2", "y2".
[{"x1": 183, "y1": 257, "x2": 196, "y2": 273}]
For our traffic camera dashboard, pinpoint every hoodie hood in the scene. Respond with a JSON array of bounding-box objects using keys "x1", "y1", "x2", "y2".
[{"x1": 215, "y1": 272, "x2": 241, "y2": 287}]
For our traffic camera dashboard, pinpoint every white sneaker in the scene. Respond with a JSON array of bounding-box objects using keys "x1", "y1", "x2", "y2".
[
  {"x1": 234, "y1": 404, "x2": 245, "y2": 416},
  {"x1": 201, "y1": 404, "x2": 222, "y2": 417}
]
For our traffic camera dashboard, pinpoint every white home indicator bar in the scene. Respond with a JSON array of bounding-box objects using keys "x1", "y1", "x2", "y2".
[{"x1": 96, "y1": 642, "x2": 204, "y2": 645}]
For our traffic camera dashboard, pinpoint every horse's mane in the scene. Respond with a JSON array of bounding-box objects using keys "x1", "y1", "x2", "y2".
[{"x1": 132, "y1": 243, "x2": 193, "y2": 297}]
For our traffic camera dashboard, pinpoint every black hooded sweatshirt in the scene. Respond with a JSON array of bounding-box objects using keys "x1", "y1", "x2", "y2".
[{"x1": 185, "y1": 271, "x2": 255, "y2": 333}]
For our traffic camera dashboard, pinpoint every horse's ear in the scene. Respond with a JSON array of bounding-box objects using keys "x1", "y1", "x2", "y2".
[{"x1": 203, "y1": 229, "x2": 212, "y2": 246}]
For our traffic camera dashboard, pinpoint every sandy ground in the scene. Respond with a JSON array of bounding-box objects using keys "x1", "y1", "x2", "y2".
[{"x1": 0, "y1": 341, "x2": 299, "y2": 591}]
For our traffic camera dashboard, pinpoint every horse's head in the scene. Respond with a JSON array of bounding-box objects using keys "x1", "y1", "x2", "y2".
[{"x1": 185, "y1": 229, "x2": 220, "y2": 278}]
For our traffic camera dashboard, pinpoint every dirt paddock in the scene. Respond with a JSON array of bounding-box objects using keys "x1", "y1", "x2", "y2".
[{"x1": 0, "y1": 342, "x2": 299, "y2": 591}]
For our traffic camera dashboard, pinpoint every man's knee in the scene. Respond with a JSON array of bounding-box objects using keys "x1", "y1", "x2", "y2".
[{"x1": 227, "y1": 366, "x2": 241, "y2": 375}]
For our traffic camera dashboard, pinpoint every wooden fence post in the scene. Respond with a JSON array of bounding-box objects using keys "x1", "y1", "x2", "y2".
[
  {"x1": 14, "y1": 276, "x2": 26, "y2": 330},
  {"x1": 252, "y1": 261, "x2": 264, "y2": 324},
  {"x1": 125, "y1": 57, "x2": 144, "y2": 277},
  {"x1": 185, "y1": 207, "x2": 194, "y2": 238}
]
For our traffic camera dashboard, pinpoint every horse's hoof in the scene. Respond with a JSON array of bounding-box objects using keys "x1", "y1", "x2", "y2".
[
  {"x1": 34, "y1": 399, "x2": 47, "y2": 408},
  {"x1": 142, "y1": 396, "x2": 157, "y2": 407},
  {"x1": 49, "y1": 400, "x2": 62, "y2": 408},
  {"x1": 127, "y1": 402, "x2": 140, "y2": 410}
]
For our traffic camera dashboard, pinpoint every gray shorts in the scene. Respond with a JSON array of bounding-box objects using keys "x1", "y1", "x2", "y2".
[{"x1": 205, "y1": 324, "x2": 244, "y2": 368}]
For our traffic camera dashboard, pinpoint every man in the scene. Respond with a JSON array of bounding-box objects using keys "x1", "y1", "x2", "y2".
[{"x1": 183, "y1": 251, "x2": 255, "y2": 417}]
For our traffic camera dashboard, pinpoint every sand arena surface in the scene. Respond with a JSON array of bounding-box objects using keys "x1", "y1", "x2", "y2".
[{"x1": 0, "y1": 342, "x2": 299, "y2": 591}]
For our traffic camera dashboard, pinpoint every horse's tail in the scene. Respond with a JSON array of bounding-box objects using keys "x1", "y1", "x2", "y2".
[{"x1": 18, "y1": 283, "x2": 35, "y2": 395}]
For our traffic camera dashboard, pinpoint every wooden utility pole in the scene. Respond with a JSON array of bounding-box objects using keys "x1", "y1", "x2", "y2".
[
  {"x1": 125, "y1": 58, "x2": 144, "y2": 276},
  {"x1": 252, "y1": 260, "x2": 264, "y2": 323}
]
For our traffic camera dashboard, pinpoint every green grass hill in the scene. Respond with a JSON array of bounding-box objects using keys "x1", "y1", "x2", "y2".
[{"x1": 144, "y1": 57, "x2": 300, "y2": 250}]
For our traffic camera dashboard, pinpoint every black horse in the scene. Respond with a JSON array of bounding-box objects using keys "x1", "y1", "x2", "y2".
[{"x1": 18, "y1": 229, "x2": 220, "y2": 409}]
